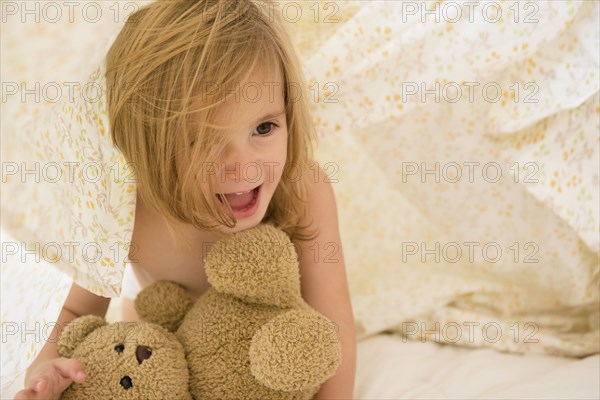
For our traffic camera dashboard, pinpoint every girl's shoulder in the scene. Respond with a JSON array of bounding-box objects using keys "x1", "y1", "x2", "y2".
[{"x1": 295, "y1": 164, "x2": 339, "y2": 242}]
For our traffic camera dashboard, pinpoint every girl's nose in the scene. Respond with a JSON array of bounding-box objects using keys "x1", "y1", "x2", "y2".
[
  {"x1": 220, "y1": 141, "x2": 255, "y2": 179},
  {"x1": 223, "y1": 162, "x2": 240, "y2": 179}
]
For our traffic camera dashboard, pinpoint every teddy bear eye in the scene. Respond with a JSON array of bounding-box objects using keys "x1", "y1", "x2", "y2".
[{"x1": 114, "y1": 344, "x2": 125, "y2": 353}]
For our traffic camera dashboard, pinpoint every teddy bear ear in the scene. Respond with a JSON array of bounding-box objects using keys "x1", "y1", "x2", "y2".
[
  {"x1": 134, "y1": 281, "x2": 193, "y2": 332},
  {"x1": 58, "y1": 315, "x2": 107, "y2": 358}
]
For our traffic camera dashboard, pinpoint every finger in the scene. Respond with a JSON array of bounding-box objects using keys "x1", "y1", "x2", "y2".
[
  {"x1": 26, "y1": 368, "x2": 67, "y2": 398},
  {"x1": 32, "y1": 377, "x2": 47, "y2": 393},
  {"x1": 32, "y1": 372, "x2": 69, "y2": 399},
  {"x1": 15, "y1": 381, "x2": 49, "y2": 399},
  {"x1": 53, "y1": 358, "x2": 87, "y2": 383},
  {"x1": 14, "y1": 388, "x2": 36, "y2": 399},
  {"x1": 30, "y1": 376, "x2": 52, "y2": 398}
]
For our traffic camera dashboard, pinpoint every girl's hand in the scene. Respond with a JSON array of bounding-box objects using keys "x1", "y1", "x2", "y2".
[{"x1": 13, "y1": 358, "x2": 87, "y2": 400}]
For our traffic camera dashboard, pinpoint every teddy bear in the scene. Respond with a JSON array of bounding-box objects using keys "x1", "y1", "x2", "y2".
[
  {"x1": 57, "y1": 315, "x2": 192, "y2": 399},
  {"x1": 134, "y1": 223, "x2": 342, "y2": 400}
]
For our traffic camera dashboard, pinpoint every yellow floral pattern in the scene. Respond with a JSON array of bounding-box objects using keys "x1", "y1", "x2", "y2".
[
  {"x1": 1, "y1": 0, "x2": 598, "y2": 392},
  {"x1": 297, "y1": 0, "x2": 599, "y2": 358}
]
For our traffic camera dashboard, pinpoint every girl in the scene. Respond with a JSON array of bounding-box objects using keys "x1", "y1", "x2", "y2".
[{"x1": 15, "y1": 1, "x2": 356, "y2": 399}]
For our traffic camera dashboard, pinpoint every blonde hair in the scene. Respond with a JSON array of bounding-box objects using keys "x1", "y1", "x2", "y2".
[{"x1": 105, "y1": 0, "x2": 318, "y2": 246}]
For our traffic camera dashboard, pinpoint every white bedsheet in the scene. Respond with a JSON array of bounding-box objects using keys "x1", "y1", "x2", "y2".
[
  {"x1": 4, "y1": 331, "x2": 598, "y2": 399},
  {"x1": 354, "y1": 334, "x2": 600, "y2": 399},
  {"x1": 355, "y1": 334, "x2": 600, "y2": 399}
]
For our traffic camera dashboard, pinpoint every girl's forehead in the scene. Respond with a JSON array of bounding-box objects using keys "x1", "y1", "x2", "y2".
[{"x1": 205, "y1": 68, "x2": 286, "y2": 129}]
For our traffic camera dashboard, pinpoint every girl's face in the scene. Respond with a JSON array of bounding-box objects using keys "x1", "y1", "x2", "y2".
[{"x1": 207, "y1": 68, "x2": 288, "y2": 233}]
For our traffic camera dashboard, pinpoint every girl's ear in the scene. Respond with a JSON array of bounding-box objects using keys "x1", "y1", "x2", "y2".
[{"x1": 57, "y1": 315, "x2": 107, "y2": 358}]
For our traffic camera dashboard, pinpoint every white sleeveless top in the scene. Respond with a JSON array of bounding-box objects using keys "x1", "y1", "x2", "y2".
[{"x1": 120, "y1": 262, "x2": 144, "y2": 300}]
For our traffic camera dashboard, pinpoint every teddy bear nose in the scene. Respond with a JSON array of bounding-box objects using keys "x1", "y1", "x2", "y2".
[
  {"x1": 136, "y1": 345, "x2": 152, "y2": 364},
  {"x1": 120, "y1": 376, "x2": 133, "y2": 389}
]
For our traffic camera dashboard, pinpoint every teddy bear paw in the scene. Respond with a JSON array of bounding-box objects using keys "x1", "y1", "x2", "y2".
[{"x1": 249, "y1": 309, "x2": 341, "y2": 392}]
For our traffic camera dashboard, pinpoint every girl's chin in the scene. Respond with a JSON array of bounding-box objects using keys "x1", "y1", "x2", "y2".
[
  {"x1": 218, "y1": 220, "x2": 259, "y2": 234},
  {"x1": 217, "y1": 210, "x2": 265, "y2": 233}
]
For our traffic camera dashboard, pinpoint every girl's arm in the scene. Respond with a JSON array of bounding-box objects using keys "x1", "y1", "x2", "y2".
[
  {"x1": 294, "y1": 166, "x2": 357, "y2": 400},
  {"x1": 15, "y1": 283, "x2": 109, "y2": 399}
]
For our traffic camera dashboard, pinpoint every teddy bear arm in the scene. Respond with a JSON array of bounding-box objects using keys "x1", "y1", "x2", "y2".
[
  {"x1": 134, "y1": 280, "x2": 193, "y2": 332},
  {"x1": 248, "y1": 309, "x2": 342, "y2": 393}
]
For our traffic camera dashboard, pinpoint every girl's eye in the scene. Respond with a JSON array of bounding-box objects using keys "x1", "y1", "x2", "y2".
[{"x1": 253, "y1": 122, "x2": 277, "y2": 137}]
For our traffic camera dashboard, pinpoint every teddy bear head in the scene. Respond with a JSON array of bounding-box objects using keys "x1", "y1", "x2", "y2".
[{"x1": 58, "y1": 315, "x2": 192, "y2": 400}]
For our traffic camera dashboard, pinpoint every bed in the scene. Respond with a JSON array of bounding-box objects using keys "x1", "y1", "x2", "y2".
[
  {"x1": 2, "y1": 1, "x2": 598, "y2": 398},
  {"x1": 3, "y1": 298, "x2": 599, "y2": 399}
]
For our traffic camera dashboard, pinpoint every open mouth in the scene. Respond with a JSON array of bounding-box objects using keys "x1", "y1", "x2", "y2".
[{"x1": 216, "y1": 184, "x2": 261, "y2": 212}]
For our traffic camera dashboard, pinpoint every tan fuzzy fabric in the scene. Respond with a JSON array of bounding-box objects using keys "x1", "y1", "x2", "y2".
[
  {"x1": 204, "y1": 224, "x2": 304, "y2": 308},
  {"x1": 58, "y1": 316, "x2": 192, "y2": 399},
  {"x1": 249, "y1": 309, "x2": 342, "y2": 392},
  {"x1": 135, "y1": 280, "x2": 194, "y2": 332},
  {"x1": 135, "y1": 224, "x2": 342, "y2": 400}
]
